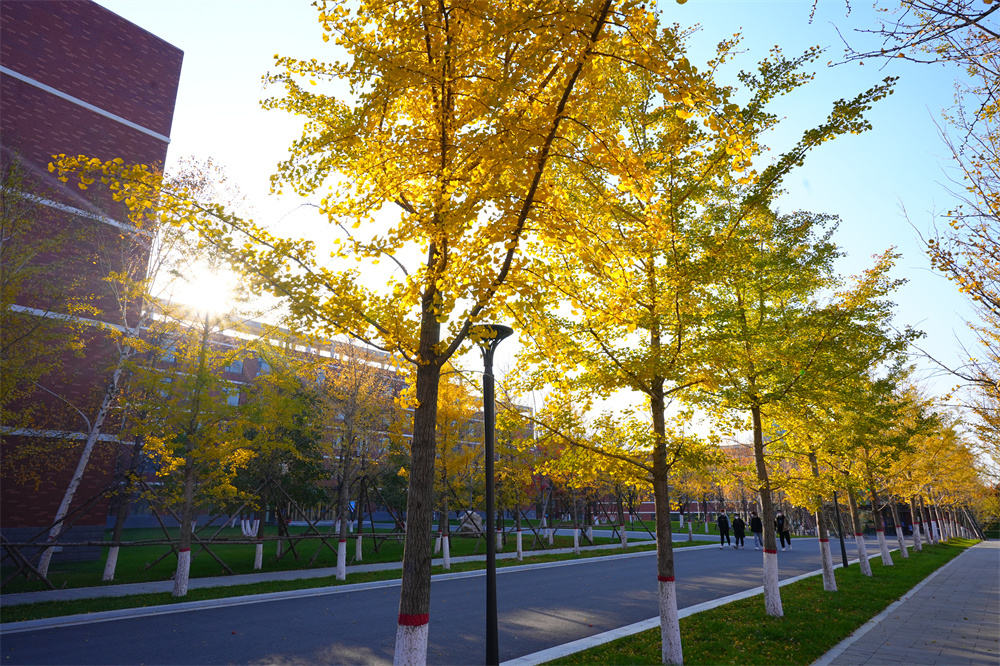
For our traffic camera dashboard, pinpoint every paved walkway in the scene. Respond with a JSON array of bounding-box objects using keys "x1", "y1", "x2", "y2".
[{"x1": 815, "y1": 540, "x2": 1000, "y2": 666}]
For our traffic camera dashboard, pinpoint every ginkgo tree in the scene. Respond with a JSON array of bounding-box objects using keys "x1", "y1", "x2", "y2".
[{"x1": 693, "y1": 202, "x2": 913, "y2": 616}]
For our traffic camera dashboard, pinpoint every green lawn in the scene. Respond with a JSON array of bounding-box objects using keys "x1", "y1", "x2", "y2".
[{"x1": 546, "y1": 538, "x2": 977, "y2": 665}]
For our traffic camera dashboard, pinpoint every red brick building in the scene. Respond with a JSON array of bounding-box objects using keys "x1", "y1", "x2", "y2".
[{"x1": 1, "y1": 0, "x2": 182, "y2": 560}]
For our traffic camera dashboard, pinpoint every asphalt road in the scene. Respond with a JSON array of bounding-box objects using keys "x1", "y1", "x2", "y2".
[{"x1": 1, "y1": 538, "x2": 871, "y2": 665}]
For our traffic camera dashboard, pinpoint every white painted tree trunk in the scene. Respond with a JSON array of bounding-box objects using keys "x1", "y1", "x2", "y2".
[
  {"x1": 876, "y1": 529, "x2": 894, "y2": 566},
  {"x1": 621, "y1": 525, "x2": 628, "y2": 549},
  {"x1": 704, "y1": 520, "x2": 709, "y2": 534},
  {"x1": 393, "y1": 621, "x2": 429, "y2": 666},
  {"x1": 172, "y1": 548, "x2": 191, "y2": 597},
  {"x1": 679, "y1": 513, "x2": 684, "y2": 527},
  {"x1": 102, "y1": 546, "x2": 119, "y2": 582},
  {"x1": 687, "y1": 522, "x2": 693, "y2": 542},
  {"x1": 242, "y1": 519, "x2": 262, "y2": 570},
  {"x1": 895, "y1": 528, "x2": 908, "y2": 558},
  {"x1": 855, "y1": 534, "x2": 873, "y2": 577},
  {"x1": 658, "y1": 577, "x2": 683, "y2": 665},
  {"x1": 586, "y1": 525, "x2": 593, "y2": 542},
  {"x1": 442, "y1": 534, "x2": 450, "y2": 570},
  {"x1": 516, "y1": 529, "x2": 523, "y2": 562},
  {"x1": 913, "y1": 518, "x2": 924, "y2": 551},
  {"x1": 573, "y1": 527, "x2": 580, "y2": 554},
  {"x1": 434, "y1": 533, "x2": 441, "y2": 555},
  {"x1": 763, "y1": 550, "x2": 783, "y2": 616},
  {"x1": 547, "y1": 527, "x2": 553, "y2": 546},
  {"x1": 337, "y1": 539, "x2": 347, "y2": 581},
  {"x1": 819, "y1": 539, "x2": 837, "y2": 591},
  {"x1": 496, "y1": 529, "x2": 503, "y2": 552},
  {"x1": 356, "y1": 534, "x2": 363, "y2": 562}
]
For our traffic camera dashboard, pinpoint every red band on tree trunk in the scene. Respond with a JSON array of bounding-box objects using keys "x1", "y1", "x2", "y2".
[
  {"x1": 855, "y1": 533, "x2": 863, "y2": 537},
  {"x1": 819, "y1": 538, "x2": 829, "y2": 542},
  {"x1": 398, "y1": 614, "x2": 429, "y2": 626},
  {"x1": 339, "y1": 539, "x2": 348, "y2": 543},
  {"x1": 657, "y1": 575, "x2": 675, "y2": 582},
  {"x1": 764, "y1": 548, "x2": 777, "y2": 554},
  {"x1": 179, "y1": 548, "x2": 191, "y2": 553},
  {"x1": 876, "y1": 529, "x2": 884, "y2": 532}
]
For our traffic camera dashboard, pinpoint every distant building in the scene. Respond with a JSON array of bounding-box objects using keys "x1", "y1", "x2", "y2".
[{"x1": 1, "y1": 0, "x2": 183, "y2": 561}]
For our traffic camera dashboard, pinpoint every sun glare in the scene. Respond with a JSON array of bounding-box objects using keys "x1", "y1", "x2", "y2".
[{"x1": 164, "y1": 265, "x2": 237, "y2": 315}]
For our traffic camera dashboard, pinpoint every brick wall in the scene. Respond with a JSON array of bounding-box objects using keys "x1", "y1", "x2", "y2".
[{"x1": 1, "y1": 0, "x2": 182, "y2": 559}]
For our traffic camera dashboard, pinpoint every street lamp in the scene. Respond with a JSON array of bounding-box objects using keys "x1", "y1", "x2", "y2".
[
  {"x1": 832, "y1": 490, "x2": 849, "y2": 569},
  {"x1": 471, "y1": 323, "x2": 513, "y2": 666}
]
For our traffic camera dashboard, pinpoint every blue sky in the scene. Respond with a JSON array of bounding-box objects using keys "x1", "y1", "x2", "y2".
[{"x1": 97, "y1": 0, "x2": 974, "y2": 403}]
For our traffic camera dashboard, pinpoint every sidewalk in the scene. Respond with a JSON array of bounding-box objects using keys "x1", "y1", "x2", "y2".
[
  {"x1": 814, "y1": 540, "x2": 999, "y2": 666},
  {"x1": 0, "y1": 536, "x2": 666, "y2": 608}
]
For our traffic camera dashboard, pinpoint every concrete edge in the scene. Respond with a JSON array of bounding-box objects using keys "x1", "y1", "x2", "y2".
[
  {"x1": 809, "y1": 542, "x2": 978, "y2": 666},
  {"x1": 500, "y1": 546, "x2": 901, "y2": 666},
  {"x1": 0, "y1": 577, "x2": 405, "y2": 634}
]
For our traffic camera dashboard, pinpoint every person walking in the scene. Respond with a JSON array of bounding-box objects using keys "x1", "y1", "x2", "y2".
[
  {"x1": 776, "y1": 510, "x2": 792, "y2": 551},
  {"x1": 750, "y1": 510, "x2": 763, "y2": 550},
  {"x1": 717, "y1": 512, "x2": 731, "y2": 548},
  {"x1": 732, "y1": 514, "x2": 746, "y2": 550}
]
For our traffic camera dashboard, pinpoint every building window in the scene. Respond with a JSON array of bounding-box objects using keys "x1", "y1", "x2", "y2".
[
  {"x1": 159, "y1": 343, "x2": 176, "y2": 363},
  {"x1": 225, "y1": 359, "x2": 243, "y2": 374},
  {"x1": 226, "y1": 388, "x2": 240, "y2": 407}
]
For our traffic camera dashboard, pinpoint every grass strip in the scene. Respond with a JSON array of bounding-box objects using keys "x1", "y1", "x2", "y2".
[
  {"x1": 1, "y1": 541, "x2": 678, "y2": 624},
  {"x1": 547, "y1": 538, "x2": 977, "y2": 665}
]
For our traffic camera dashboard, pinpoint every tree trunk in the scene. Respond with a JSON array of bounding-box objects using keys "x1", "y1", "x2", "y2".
[
  {"x1": 870, "y1": 488, "x2": 893, "y2": 566},
  {"x1": 617, "y1": 494, "x2": 628, "y2": 549},
  {"x1": 440, "y1": 495, "x2": 450, "y2": 570},
  {"x1": 808, "y1": 452, "x2": 836, "y2": 592},
  {"x1": 38, "y1": 358, "x2": 128, "y2": 577},
  {"x1": 889, "y1": 501, "x2": 908, "y2": 559},
  {"x1": 515, "y1": 510, "x2": 523, "y2": 562},
  {"x1": 651, "y1": 385, "x2": 682, "y2": 665},
  {"x1": 909, "y1": 496, "x2": 923, "y2": 551},
  {"x1": 173, "y1": 457, "x2": 197, "y2": 597},
  {"x1": 572, "y1": 489, "x2": 580, "y2": 555},
  {"x1": 393, "y1": 333, "x2": 441, "y2": 665},
  {"x1": 926, "y1": 495, "x2": 941, "y2": 543},
  {"x1": 337, "y1": 473, "x2": 350, "y2": 581},
  {"x1": 751, "y1": 405, "x2": 782, "y2": 617},
  {"x1": 846, "y1": 486, "x2": 872, "y2": 577},
  {"x1": 103, "y1": 439, "x2": 143, "y2": 582}
]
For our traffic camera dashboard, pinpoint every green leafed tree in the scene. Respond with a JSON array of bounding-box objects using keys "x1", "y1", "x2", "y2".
[{"x1": 693, "y1": 204, "x2": 913, "y2": 616}]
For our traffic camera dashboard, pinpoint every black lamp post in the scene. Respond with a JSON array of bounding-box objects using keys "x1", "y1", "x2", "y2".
[
  {"x1": 832, "y1": 490, "x2": 849, "y2": 568},
  {"x1": 471, "y1": 324, "x2": 513, "y2": 666}
]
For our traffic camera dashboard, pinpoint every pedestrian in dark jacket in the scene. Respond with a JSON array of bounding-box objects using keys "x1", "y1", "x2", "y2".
[
  {"x1": 776, "y1": 511, "x2": 792, "y2": 551},
  {"x1": 750, "y1": 511, "x2": 764, "y2": 550},
  {"x1": 717, "y1": 513, "x2": 731, "y2": 548},
  {"x1": 732, "y1": 515, "x2": 746, "y2": 550}
]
